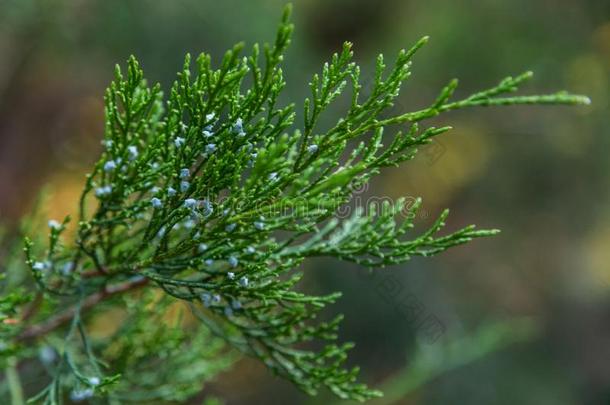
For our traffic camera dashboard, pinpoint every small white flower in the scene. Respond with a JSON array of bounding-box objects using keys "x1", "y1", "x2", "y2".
[
  {"x1": 228, "y1": 256, "x2": 238, "y2": 267},
  {"x1": 70, "y1": 388, "x2": 94, "y2": 402},
  {"x1": 205, "y1": 112, "x2": 216, "y2": 122},
  {"x1": 102, "y1": 139, "x2": 113, "y2": 148},
  {"x1": 205, "y1": 259, "x2": 214, "y2": 266},
  {"x1": 127, "y1": 145, "x2": 138, "y2": 161},
  {"x1": 227, "y1": 271, "x2": 235, "y2": 280},
  {"x1": 103, "y1": 160, "x2": 117, "y2": 172},
  {"x1": 180, "y1": 181, "x2": 190, "y2": 192},
  {"x1": 151, "y1": 186, "x2": 160, "y2": 194},
  {"x1": 174, "y1": 137, "x2": 185, "y2": 147},
  {"x1": 268, "y1": 172, "x2": 278, "y2": 182},
  {"x1": 237, "y1": 131, "x2": 246, "y2": 137},
  {"x1": 39, "y1": 346, "x2": 57, "y2": 365},
  {"x1": 202, "y1": 130, "x2": 213, "y2": 138},
  {"x1": 254, "y1": 221, "x2": 265, "y2": 230},
  {"x1": 180, "y1": 168, "x2": 190, "y2": 178},
  {"x1": 198, "y1": 243, "x2": 208, "y2": 253},
  {"x1": 200, "y1": 293, "x2": 211, "y2": 307},
  {"x1": 151, "y1": 197, "x2": 162, "y2": 208},
  {"x1": 167, "y1": 187, "x2": 177, "y2": 197},
  {"x1": 233, "y1": 118, "x2": 243, "y2": 133},
  {"x1": 245, "y1": 246, "x2": 256, "y2": 254},
  {"x1": 239, "y1": 276, "x2": 249, "y2": 287},
  {"x1": 225, "y1": 223, "x2": 236, "y2": 232},
  {"x1": 48, "y1": 220, "x2": 61, "y2": 230},
  {"x1": 88, "y1": 377, "x2": 101, "y2": 386},
  {"x1": 184, "y1": 198, "x2": 197, "y2": 209},
  {"x1": 205, "y1": 144, "x2": 216, "y2": 154},
  {"x1": 32, "y1": 261, "x2": 49, "y2": 271},
  {"x1": 307, "y1": 144, "x2": 318, "y2": 153},
  {"x1": 95, "y1": 185, "x2": 112, "y2": 197},
  {"x1": 150, "y1": 162, "x2": 160, "y2": 170},
  {"x1": 212, "y1": 294, "x2": 221, "y2": 303}
]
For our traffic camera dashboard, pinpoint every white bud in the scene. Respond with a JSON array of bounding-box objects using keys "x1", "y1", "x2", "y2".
[
  {"x1": 239, "y1": 276, "x2": 249, "y2": 287},
  {"x1": 32, "y1": 261, "x2": 50, "y2": 271},
  {"x1": 70, "y1": 388, "x2": 94, "y2": 402},
  {"x1": 233, "y1": 118, "x2": 243, "y2": 133},
  {"x1": 39, "y1": 346, "x2": 57, "y2": 365},
  {"x1": 151, "y1": 197, "x2": 162, "y2": 208},
  {"x1": 88, "y1": 377, "x2": 101, "y2": 386},
  {"x1": 48, "y1": 220, "x2": 61, "y2": 230},
  {"x1": 205, "y1": 144, "x2": 216, "y2": 154},
  {"x1": 174, "y1": 137, "x2": 185, "y2": 147},
  {"x1": 103, "y1": 160, "x2": 117, "y2": 172},
  {"x1": 127, "y1": 145, "x2": 138, "y2": 161}
]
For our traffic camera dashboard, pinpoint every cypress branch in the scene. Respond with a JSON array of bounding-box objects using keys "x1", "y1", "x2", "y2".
[{"x1": 0, "y1": 4, "x2": 588, "y2": 403}]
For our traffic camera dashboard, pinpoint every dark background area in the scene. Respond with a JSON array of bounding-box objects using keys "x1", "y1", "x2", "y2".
[{"x1": 0, "y1": 0, "x2": 608, "y2": 404}]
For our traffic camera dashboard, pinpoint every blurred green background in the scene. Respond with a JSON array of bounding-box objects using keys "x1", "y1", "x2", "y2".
[{"x1": 0, "y1": 0, "x2": 608, "y2": 404}]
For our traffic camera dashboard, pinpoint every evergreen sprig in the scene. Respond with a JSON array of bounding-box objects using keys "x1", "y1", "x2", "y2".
[{"x1": 0, "y1": 4, "x2": 589, "y2": 403}]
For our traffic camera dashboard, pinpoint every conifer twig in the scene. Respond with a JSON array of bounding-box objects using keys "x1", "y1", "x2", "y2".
[
  {"x1": 1, "y1": 4, "x2": 589, "y2": 403},
  {"x1": 17, "y1": 276, "x2": 148, "y2": 341}
]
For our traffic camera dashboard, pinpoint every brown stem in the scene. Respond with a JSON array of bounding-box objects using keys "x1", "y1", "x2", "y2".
[
  {"x1": 17, "y1": 276, "x2": 149, "y2": 342},
  {"x1": 81, "y1": 268, "x2": 109, "y2": 278},
  {"x1": 17, "y1": 269, "x2": 110, "y2": 326},
  {"x1": 20, "y1": 291, "x2": 43, "y2": 323}
]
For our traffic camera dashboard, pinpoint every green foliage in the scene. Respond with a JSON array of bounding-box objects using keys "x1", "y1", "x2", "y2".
[{"x1": 0, "y1": 4, "x2": 588, "y2": 404}]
